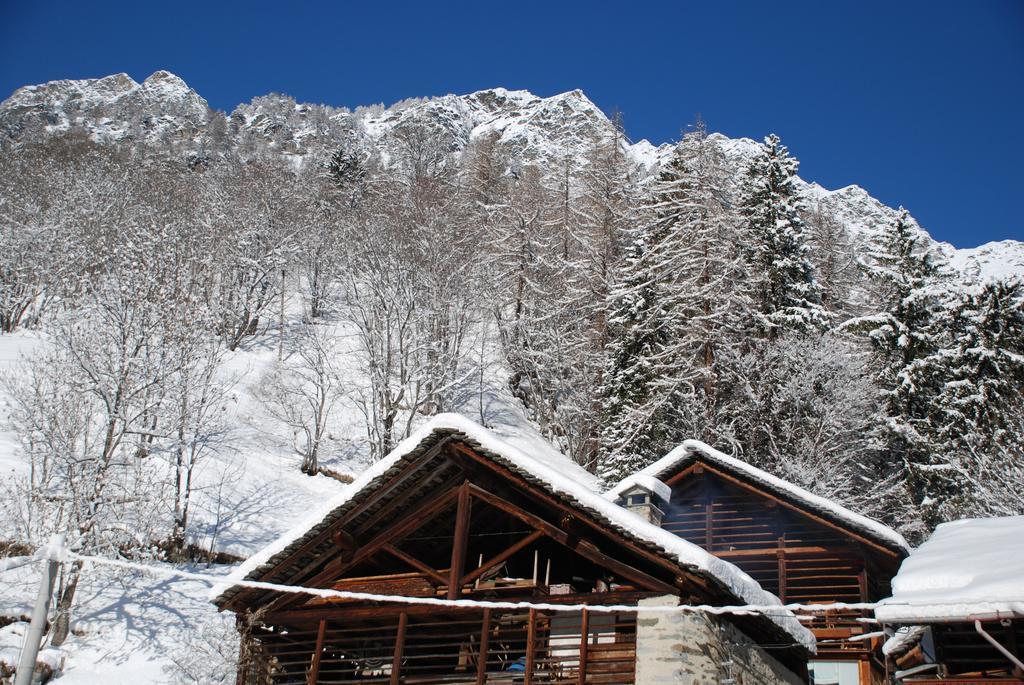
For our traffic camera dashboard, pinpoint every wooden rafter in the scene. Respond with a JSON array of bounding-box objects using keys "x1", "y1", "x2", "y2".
[
  {"x1": 354, "y1": 463, "x2": 464, "y2": 538},
  {"x1": 261, "y1": 487, "x2": 460, "y2": 614},
  {"x1": 448, "y1": 483, "x2": 472, "y2": 600},
  {"x1": 466, "y1": 483, "x2": 678, "y2": 595},
  {"x1": 462, "y1": 530, "x2": 545, "y2": 586},
  {"x1": 381, "y1": 544, "x2": 448, "y2": 586},
  {"x1": 222, "y1": 438, "x2": 453, "y2": 612}
]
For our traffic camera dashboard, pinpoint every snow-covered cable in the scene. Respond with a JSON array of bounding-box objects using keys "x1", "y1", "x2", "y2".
[
  {"x1": 0, "y1": 557, "x2": 36, "y2": 574},
  {"x1": 66, "y1": 551, "x2": 809, "y2": 616},
  {"x1": 56, "y1": 551, "x2": 1024, "y2": 622}
]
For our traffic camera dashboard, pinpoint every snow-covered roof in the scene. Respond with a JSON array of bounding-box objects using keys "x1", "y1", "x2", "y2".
[
  {"x1": 606, "y1": 439, "x2": 911, "y2": 555},
  {"x1": 212, "y1": 414, "x2": 814, "y2": 651},
  {"x1": 875, "y1": 515, "x2": 1024, "y2": 624}
]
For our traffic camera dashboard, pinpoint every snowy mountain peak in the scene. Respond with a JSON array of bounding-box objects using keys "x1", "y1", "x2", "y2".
[
  {"x1": 140, "y1": 70, "x2": 194, "y2": 96},
  {"x1": 464, "y1": 87, "x2": 541, "y2": 110},
  {"x1": 0, "y1": 72, "x2": 1020, "y2": 281},
  {"x1": 0, "y1": 69, "x2": 210, "y2": 143}
]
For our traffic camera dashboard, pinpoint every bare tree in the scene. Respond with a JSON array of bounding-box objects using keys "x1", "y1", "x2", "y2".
[
  {"x1": 206, "y1": 160, "x2": 302, "y2": 350},
  {"x1": 258, "y1": 323, "x2": 342, "y2": 474}
]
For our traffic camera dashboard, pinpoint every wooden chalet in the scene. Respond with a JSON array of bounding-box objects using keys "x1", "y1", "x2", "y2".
[
  {"x1": 877, "y1": 516, "x2": 1023, "y2": 685},
  {"x1": 214, "y1": 416, "x2": 813, "y2": 685},
  {"x1": 607, "y1": 440, "x2": 912, "y2": 685}
]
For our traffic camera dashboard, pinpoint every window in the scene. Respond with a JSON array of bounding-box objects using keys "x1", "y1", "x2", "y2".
[{"x1": 810, "y1": 661, "x2": 861, "y2": 685}]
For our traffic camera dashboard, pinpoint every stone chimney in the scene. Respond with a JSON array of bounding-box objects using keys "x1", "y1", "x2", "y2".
[{"x1": 615, "y1": 476, "x2": 671, "y2": 527}]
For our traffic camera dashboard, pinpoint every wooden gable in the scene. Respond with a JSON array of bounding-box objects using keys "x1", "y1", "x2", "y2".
[
  {"x1": 660, "y1": 460, "x2": 905, "y2": 664},
  {"x1": 223, "y1": 435, "x2": 717, "y2": 618},
  {"x1": 662, "y1": 461, "x2": 904, "y2": 601}
]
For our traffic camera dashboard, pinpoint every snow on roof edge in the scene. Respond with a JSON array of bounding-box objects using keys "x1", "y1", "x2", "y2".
[
  {"x1": 211, "y1": 414, "x2": 814, "y2": 651},
  {"x1": 875, "y1": 601, "x2": 1024, "y2": 624},
  {"x1": 607, "y1": 439, "x2": 910, "y2": 554}
]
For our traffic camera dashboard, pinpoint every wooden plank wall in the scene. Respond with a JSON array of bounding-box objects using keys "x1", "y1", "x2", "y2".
[{"x1": 662, "y1": 474, "x2": 868, "y2": 604}]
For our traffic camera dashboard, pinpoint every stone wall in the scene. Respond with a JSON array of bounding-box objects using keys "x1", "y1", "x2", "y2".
[{"x1": 635, "y1": 595, "x2": 807, "y2": 685}]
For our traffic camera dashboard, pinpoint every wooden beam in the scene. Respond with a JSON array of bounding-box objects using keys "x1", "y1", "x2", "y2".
[
  {"x1": 453, "y1": 444, "x2": 694, "y2": 584},
  {"x1": 228, "y1": 438, "x2": 454, "y2": 611},
  {"x1": 525, "y1": 608, "x2": 537, "y2": 685},
  {"x1": 382, "y1": 544, "x2": 448, "y2": 586},
  {"x1": 777, "y1": 539, "x2": 787, "y2": 603},
  {"x1": 467, "y1": 482, "x2": 677, "y2": 595},
  {"x1": 390, "y1": 612, "x2": 407, "y2": 685},
  {"x1": 355, "y1": 464, "x2": 464, "y2": 538},
  {"x1": 449, "y1": 483, "x2": 472, "y2": 600},
  {"x1": 467, "y1": 483, "x2": 563, "y2": 538},
  {"x1": 267, "y1": 603, "x2": 470, "y2": 624},
  {"x1": 263, "y1": 590, "x2": 656, "y2": 625},
  {"x1": 578, "y1": 609, "x2": 589, "y2": 685},
  {"x1": 307, "y1": 619, "x2": 326, "y2": 685},
  {"x1": 331, "y1": 530, "x2": 356, "y2": 553},
  {"x1": 463, "y1": 530, "x2": 544, "y2": 586},
  {"x1": 665, "y1": 462, "x2": 703, "y2": 487},
  {"x1": 714, "y1": 545, "x2": 841, "y2": 559},
  {"x1": 475, "y1": 609, "x2": 492, "y2": 685},
  {"x1": 572, "y1": 538, "x2": 678, "y2": 595},
  {"x1": 705, "y1": 497, "x2": 714, "y2": 548},
  {"x1": 262, "y1": 487, "x2": 460, "y2": 614}
]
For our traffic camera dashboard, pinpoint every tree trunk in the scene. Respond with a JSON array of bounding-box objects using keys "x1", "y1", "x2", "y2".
[{"x1": 49, "y1": 560, "x2": 83, "y2": 646}]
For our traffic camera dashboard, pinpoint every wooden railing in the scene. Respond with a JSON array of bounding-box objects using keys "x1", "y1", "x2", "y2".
[{"x1": 254, "y1": 609, "x2": 637, "y2": 685}]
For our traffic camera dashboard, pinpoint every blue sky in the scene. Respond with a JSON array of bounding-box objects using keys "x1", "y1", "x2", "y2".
[{"x1": 2, "y1": 0, "x2": 1022, "y2": 248}]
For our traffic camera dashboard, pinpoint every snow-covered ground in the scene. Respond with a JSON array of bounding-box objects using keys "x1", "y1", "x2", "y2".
[
  {"x1": 0, "y1": 558, "x2": 235, "y2": 684},
  {"x1": 0, "y1": 314, "x2": 584, "y2": 682}
]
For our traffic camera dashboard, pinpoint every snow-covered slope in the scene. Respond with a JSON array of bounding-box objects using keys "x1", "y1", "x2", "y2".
[
  {"x1": 941, "y1": 239, "x2": 1024, "y2": 282},
  {"x1": 0, "y1": 322, "x2": 593, "y2": 682}
]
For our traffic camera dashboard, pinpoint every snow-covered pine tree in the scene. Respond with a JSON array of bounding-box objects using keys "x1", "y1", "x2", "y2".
[
  {"x1": 655, "y1": 123, "x2": 752, "y2": 444},
  {"x1": 740, "y1": 134, "x2": 827, "y2": 336},
  {"x1": 917, "y1": 278, "x2": 1024, "y2": 521},
  {"x1": 596, "y1": 148, "x2": 696, "y2": 484},
  {"x1": 596, "y1": 230, "x2": 677, "y2": 484},
  {"x1": 855, "y1": 207, "x2": 947, "y2": 537}
]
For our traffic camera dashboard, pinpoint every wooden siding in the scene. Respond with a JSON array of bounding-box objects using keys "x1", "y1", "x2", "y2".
[{"x1": 660, "y1": 468, "x2": 900, "y2": 661}]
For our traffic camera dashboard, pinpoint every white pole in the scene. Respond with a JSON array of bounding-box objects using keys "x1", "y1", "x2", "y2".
[{"x1": 15, "y1": 535, "x2": 64, "y2": 685}]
